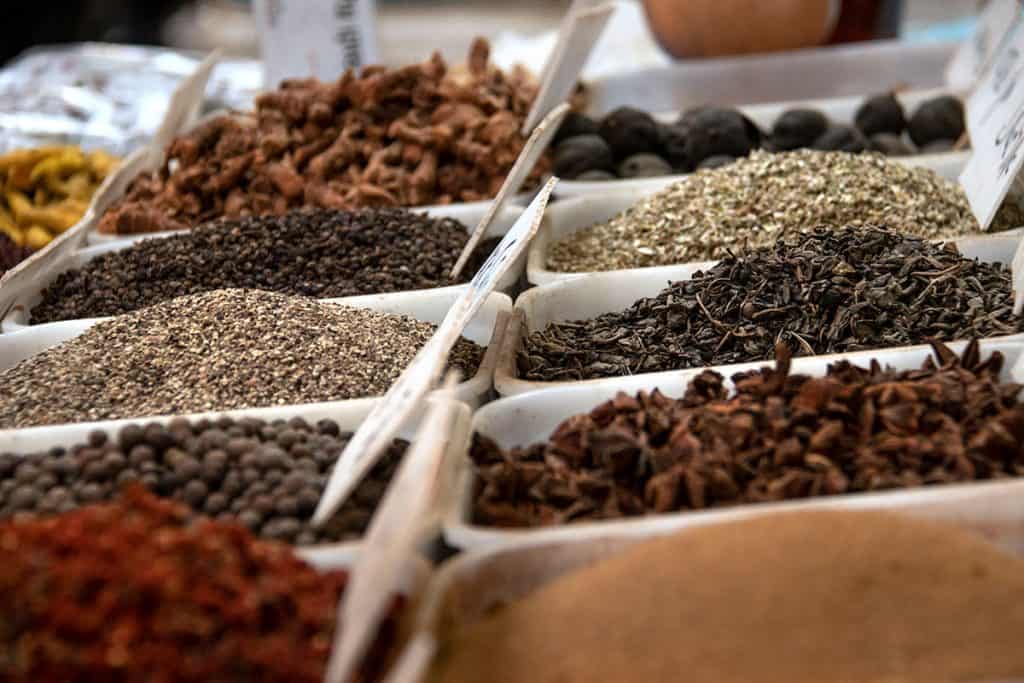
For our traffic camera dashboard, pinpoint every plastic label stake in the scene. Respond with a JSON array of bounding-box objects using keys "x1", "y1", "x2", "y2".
[
  {"x1": 450, "y1": 103, "x2": 569, "y2": 279},
  {"x1": 946, "y1": 0, "x2": 1021, "y2": 91},
  {"x1": 323, "y1": 377, "x2": 459, "y2": 683},
  {"x1": 521, "y1": 0, "x2": 616, "y2": 134},
  {"x1": 253, "y1": 0, "x2": 378, "y2": 89},
  {"x1": 960, "y1": 17, "x2": 1024, "y2": 231},
  {"x1": 312, "y1": 175, "x2": 557, "y2": 526}
]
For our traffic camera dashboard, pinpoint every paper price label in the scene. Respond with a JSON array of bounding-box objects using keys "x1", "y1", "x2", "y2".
[
  {"x1": 152, "y1": 51, "x2": 221, "y2": 158},
  {"x1": 254, "y1": 0, "x2": 378, "y2": 89},
  {"x1": 312, "y1": 177, "x2": 558, "y2": 525},
  {"x1": 947, "y1": 0, "x2": 1021, "y2": 90},
  {"x1": 522, "y1": 0, "x2": 616, "y2": 134},
  {"x1": 960, "y1": 18, "x2": 1024, "y2": 230},
  {"x1": 324, "y1": 380, "x2": 459, "y2": 683}
]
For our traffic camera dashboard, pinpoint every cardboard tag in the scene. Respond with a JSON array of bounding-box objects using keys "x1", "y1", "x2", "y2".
[
  {"x1": 312, "y1": 176, "x2": 558, "y2": 525},
  {"x1": 521, "y1": 0, "x2": 616, "y2": 134},
  {"x1": 947, "y1": 0, "x2": 1021, "y2": 90},
  {"x1": 960, "y1": 18, "x2": 1024, "y2": 230},
  {"x1": 323, "y1": 377, "x2": 459, "y2": 683},
  {"x1": 254, "y1": 0, "x2": 378, "y2": 89},
  {"x1": 151, "y1": 51, "x2": 221, "y2": 157},
  {"x1": 450, "y1": 103, "x2": 569, "y2": 279}
]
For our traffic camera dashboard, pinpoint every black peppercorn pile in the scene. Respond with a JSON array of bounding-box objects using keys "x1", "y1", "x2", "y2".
[
  {"x1": 524, "y1": 226, "x2": 1023, "y2": 381},
  {"x1": 552, "y1": 94, "x2": 965, "y2": 181},
  {"x1": 0, "y1": 415, "x2": 407, "y2": 545},
  {"x1": 31, "y1": 207, "x2": 499, "y2": 324}
]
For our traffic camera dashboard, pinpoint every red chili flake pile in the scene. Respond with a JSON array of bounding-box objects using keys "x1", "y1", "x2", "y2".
[{"x1": 0, "y1": 486, "x2": 399, "y2": 682}]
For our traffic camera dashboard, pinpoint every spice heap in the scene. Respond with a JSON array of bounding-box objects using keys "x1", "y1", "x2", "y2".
[
  {"x1": 0, "y1": 487, "x2": 400, "y2": 682},
  {"x1": 545, "y1": 150, "x2": 1022, "y2": 272},
  {"x1": 552, "y1": 94, "x2": 964, "y2": 181},
  {"x1": 0, "y1": 289, "x2": 484, "y2": 428},
  {"x1": 99, "y1": 39, "x2": 545, "y2": 236},
  {"x1": 0, "y1": 231, "x2": 33, "y2": 277},
  {"x1": 0, "y1": 145, "x2": 118, "y2": 249},
  {"x1": 525, "y1": 227, "x2": 1021, "y2": 381},
  {"x1": 430, "y1": 511, "x2": 1024, "y2": 683},
  {"x1": 0, "y1": 416, "x2": 407, "y2": 545},
  {"x1": 32, "y1": 208, "x2": 498, "y2": 323},
  {"x1": 483, "y1": 341, "x2": 1024, "y2": 525}
]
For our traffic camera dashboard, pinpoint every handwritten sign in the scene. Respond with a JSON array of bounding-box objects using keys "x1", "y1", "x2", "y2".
[
  {"x1": 254, "y1": 0, "x2": 378, "y2": 89},
  {"x1": 947, "y1": 0, "x2": 1021, "y2": 90},
  {"x1": 960, "y1": 17, "x2": 1024, "y2": 230},
  {"x1": 312, "y1": 176, "x2": 558, "y2": 526},
  {"x1": 522, "y1": 0, "x2": 616, "y2": 134},
  {"x1": 450, "y1": 103, "x2": 569, "y2": 279},
  {"x1": 323, "y1": 377, "x2": 459, "y2": 683}
]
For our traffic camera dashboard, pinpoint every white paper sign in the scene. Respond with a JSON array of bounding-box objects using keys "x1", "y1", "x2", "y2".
[
  {"x1": 960, "y1": 18, "x2": 1024, "y2": 230},
  {"x1": 312, "y1": 176, "x2": 558, "y2": 526},
  {"x1": 947, "y1": 0, "x2": 1021, "y2": 90},
  {"x1": 450, "y1": 103, "x2": 569, "y2": 279},
  {"x1": 522, "y1": 0, "x2": 616, "y2": 134},
  {"x1": 254, "y1": 0, "x2": 378, "y2": 89},
  {"x1": 323, "y1": 380, "x2": 458, "y2": 683}
]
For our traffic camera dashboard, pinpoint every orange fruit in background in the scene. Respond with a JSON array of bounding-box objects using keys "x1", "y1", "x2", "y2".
[{"x1": 642, "y1": 0, "x2": 835, "y2": 58}]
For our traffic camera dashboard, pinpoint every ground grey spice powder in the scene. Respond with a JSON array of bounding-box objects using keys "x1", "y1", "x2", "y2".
[
  {"x1": 546, "y1": 150, "x2": 1024, "y2": 272},
  {"x1": 0, "y1": 289, "x2": 484, "y2": 428}
]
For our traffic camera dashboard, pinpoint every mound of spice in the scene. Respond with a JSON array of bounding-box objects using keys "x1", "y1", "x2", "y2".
[
  {"x1": 545, "y1": 150, "x2": 1024, "y2": 272},
  {"x1": 0, "y1": 416, "x2": 407, "y2": 545},
  {"x1": 430, "y1": 510, "x2": 1024, "y2": 683},
  {"x1": 0, "y1": 487, "x2": 400, "y2": 682},
  {"x1": 481, "y1": 341, "x2": 1024, "y2": 526},
  {"x1": 32, "y1": 208, "x2": 498, "y2": 323},
  {"x1": 523, "y1": 227, "x2": 1022, "y2": 381},
  {"x1": 0, "y1": 289, "x2": 484, "y2": 428},
  {"x1": 99, "y1": 39, "x2": 546, "y2": 236}
]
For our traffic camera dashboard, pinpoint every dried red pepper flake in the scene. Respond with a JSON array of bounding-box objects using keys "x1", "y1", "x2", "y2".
[{"x1": 0, "y1": 486, "x2": 401, "y2": 682}]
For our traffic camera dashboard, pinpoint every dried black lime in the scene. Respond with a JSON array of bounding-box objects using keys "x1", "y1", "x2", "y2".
[
  {"x1": 812, "y1": 124, "x2": 869, "y2": 153},
  {"x1": 553, "y1": 111, "x2": 600, "y2": 145},
  {"x1": 553, "y1": 134, "x2": 615, "y2": 179},
  {"x1": 598, "y1": 107, "x2": 662, "y2": 160},
  {"x1": 769, "y1": 109, "x2": 830, "y2": 151},
  {"x1": 678, "y1": 107, "x2": 757, "y2": 165},
  {"x1": 869, "y1": 132, "x2": 914, "y2": 156},
  {"x1": 908, "y1": 96, "x2": 965, "y2": 147},
  {"x1": 854, "y1": 92, "x2": 906, "y2": 136},
  {"x1": 618, "y1": 153, "x2": 672, "y2": 178}
]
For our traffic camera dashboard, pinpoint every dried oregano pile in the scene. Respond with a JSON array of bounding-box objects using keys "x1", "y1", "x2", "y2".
[
  {"x1": 0, "y1": 289, "x2": 483, "y2": 428},
  {"x1": 546, "y1": 150, "x2": 1024, "y2": 272},
  {"x1": 522, "y1": 227, "x2": 1023, "y2": 381},
  {"x1": 32, "y1": 208, "x2": 499, "y2": 324}
]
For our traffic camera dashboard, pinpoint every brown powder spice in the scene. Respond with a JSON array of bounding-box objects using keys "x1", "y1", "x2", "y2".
[{"x1": 430, "y1": 510, "x2": 1024, "y2": 683}]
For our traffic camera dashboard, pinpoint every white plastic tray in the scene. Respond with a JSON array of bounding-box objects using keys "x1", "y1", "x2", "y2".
[
  {"x1": 2, "y1": 203, "x2": 524, "y2": 332},
  {"x1": 0, "y1": 389, "x2": 472, "y2": 563},
  {"x1": 0, "y1": 287, "x2": 511, "y2": 410},
  {"x1": 504, "y1": 232, "x2": 1023, "y2": 396},
  {"x1": 585, "y1": 40, "x2": 957, "y2": 114},
  {"x1": 449, "y1": 339, "x2": 1024, "y2": 551}
]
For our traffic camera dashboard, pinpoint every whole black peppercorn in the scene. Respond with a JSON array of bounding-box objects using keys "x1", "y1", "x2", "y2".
[
  {"x1": 812, "y1": 125, "x2": 869, "y2": 153},
  {"x1": 552, "y1": 111, "x2": 600, "y2": 145},
  {"x1": 908, "y1": 95, "x2": 965, "y2": 147},
  {"x1": 87, "y1": 430, "x2": 107, "y2": 448},
  {"x1": 617, "y1": 153, "x2": 672, "y2": 179},
  {"x1": 678, "y1": 107, "x2": 756, "y2": 166},
  {"x1": 598, "y1": 107, "x2": 662, "y2": 160},
  {"x1": 854, "y1": 92, "x2": 906, "y2": 136},
  {"x1": 553, "y1": 134, "x2": 615, "y2": 178},
  {"x1": 769, "y1": 109, "x2": 829, "y2": 151},
  {"x1": 204, "y1": 492, "x2": 229, "y2": 515},
  {"x1": 182, "y1": 480, "x2": 208, "y2": 507},
  {"x1": 317, "y1": 419, "x2": 340, "y2": 436},
  {"x1": 117, "y1": 424, "x2": 145, "y2": 451},
  {"x1": 128, "y1": 444, "x2": 155, "y2": 467}
]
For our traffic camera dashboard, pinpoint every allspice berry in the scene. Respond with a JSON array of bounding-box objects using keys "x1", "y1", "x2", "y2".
[{"x1": 854, "y1": 92, "x2": 906, "y2": 136}]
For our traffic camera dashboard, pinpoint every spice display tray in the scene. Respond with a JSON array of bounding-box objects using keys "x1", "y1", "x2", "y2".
[
  {"x1": 507, "y1": 231, "x2": 1023, "y2": 396},
  {"x1": 585, "y1": 40, "x2": 956, "y2": 115},
  {"x1": 0, "y1": 392, "x2": 473, "y2": 563},
  {"x1": 0, "y1": 287, "x2": 512, "y2": 409},
  {"x1": 448, "y1": 338, "x2": 1024, "y2": 551},
  {"x1": 0, "y1": 202, "x2": 525, "y2": 332}
]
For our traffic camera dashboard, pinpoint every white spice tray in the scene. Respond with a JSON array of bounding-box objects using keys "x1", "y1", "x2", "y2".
[
  {"x1": 507, "y1": 231, "x2": 1024, "y2": 397},
  {"x1": 558, "y1": 86, "x2": 971, "y2": 200},
  {"x1": 0, "y1": 391, "x2": 472, "y2": 564},
  {"x1": 0, "y1": 287, "x2": 511, "y2": 409},
  {"x1": 0, "y1": 202, "x2": 525, "y2": 333},
  {"x1": 528, "y1": 186, "x2": 1022, "y2": 287},
  {"x1": 446, "y1": 338, "x2": 1024, "y2": 552},
  {"x1": 585, "y1": 39, "x2": 956, "y2": 115}
]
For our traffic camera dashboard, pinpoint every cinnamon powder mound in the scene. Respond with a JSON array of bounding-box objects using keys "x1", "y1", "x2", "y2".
[{"x1": 430, "y1": 511, "x2": 1024, "y2": 683}]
